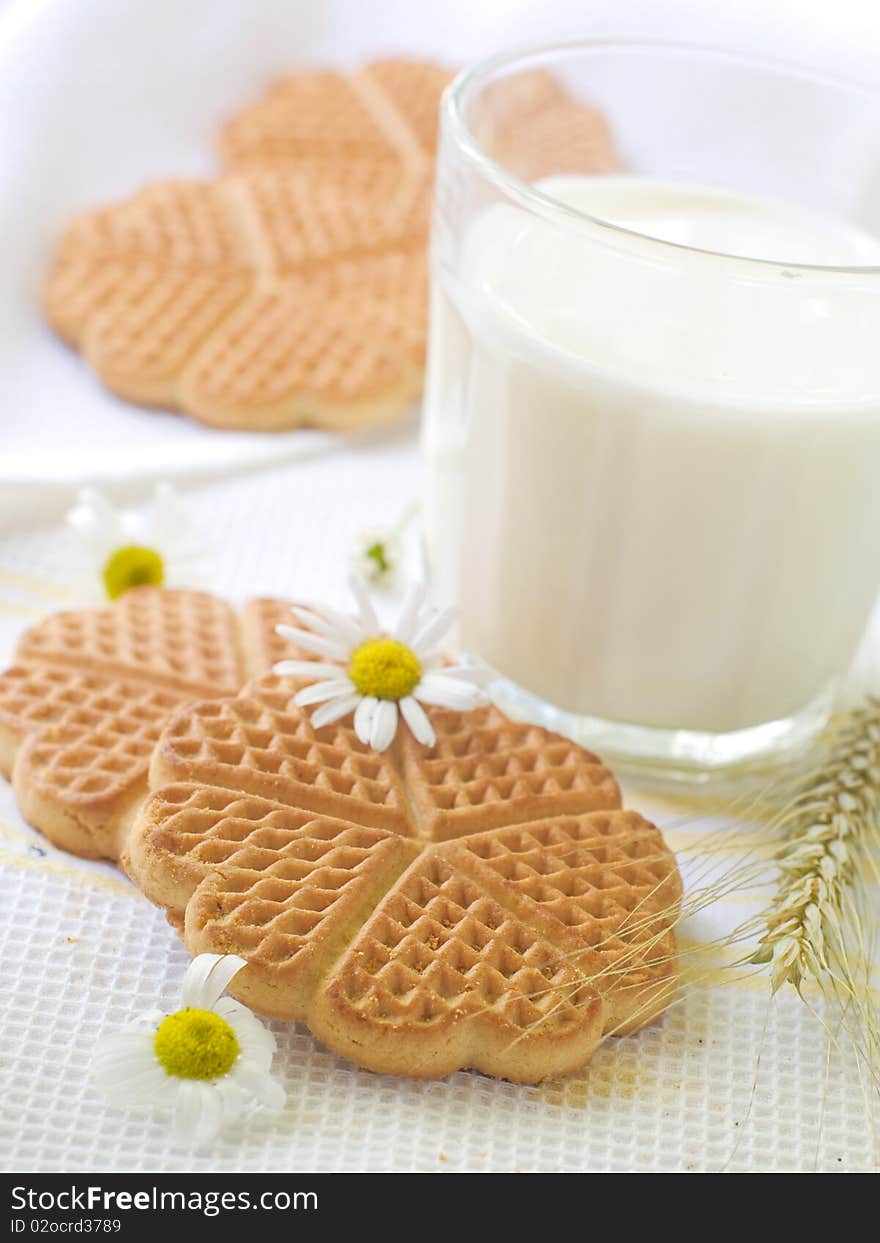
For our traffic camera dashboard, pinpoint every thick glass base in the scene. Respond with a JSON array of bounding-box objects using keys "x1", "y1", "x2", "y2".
[{"x1": 490, "y1": 676, "x2": 834, "y2": 784}]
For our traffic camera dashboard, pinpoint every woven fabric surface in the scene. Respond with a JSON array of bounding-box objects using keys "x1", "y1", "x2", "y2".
[{"x1": 1, "y1": 439, "x2": 878, "y2": 1172}]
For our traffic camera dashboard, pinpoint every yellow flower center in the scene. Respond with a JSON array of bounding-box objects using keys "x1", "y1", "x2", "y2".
[
  {"x1": 153, "y1": 1007, "x2": 240, "y2": 1081},
  {"x1": 348, "y1": 637, "x2": 422, "y2": 701},
  {"x1": 102, "y1": 545, "x2": 165, "y2": 600},
  {"x1": 365, "y1": 541, "x2": 390, "y2": 576}
]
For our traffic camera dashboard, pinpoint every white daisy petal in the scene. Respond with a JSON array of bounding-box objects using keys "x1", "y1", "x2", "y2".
[
  {"x1": 370, "y1": 699, "x2": 399, "y2": 751},
  {"x1": 310, "y1": 693, "x2": 360, "y2": 729},
  {"x1": 104, "y1": 1013, "x2": 163, "y2": 1039},
  {"x1": 231, "y1": 1010, "x2": 277, "y2": 1055},
  {"x1": 215, "y1": 999, "x2": 275, "y2": 1050},
  {"x1": 194, "y1": 1086, "x2": 226, "y2": 1146},
  {"x1": 274, "y1": 625, "x2": 350, "y2": 661},
  {"x1": 123, "y1": 1077, "x2": 180, "y2": 1109},
  {"x1": 411, "y1": 606, "x2": 457, "y2": 655},
  {"x1": 400, "y1": 696, "x2": 436, "y2": 746},
  {"x1": 413, "y1": 674, "x2": 488, "y2": 712},
  {"x1": 288, "y1": 606, "x2": 348, "y2": 639},
  {"x1": 218, "y1": 1076, "x2": 245, "y2": 1121},
  {"x1": 109, "y1": 1078, "x2": 179, "y2": 1110},
  {"x1": 227, "y1": 1023, "x2": 275, "y2": 1069},
  {"x1": 173, "y1": 1081, "x2": 207, "y2": 1145},
  {"x1": 180, "y1": 954, "x2": 220, "y2": 1008},
  {"x1": 123, "y1": 1009, "x2": 166, "y2": 1031},
  {"x1": 93, "y1": 1034, "x2": 156, "y2": 1077},
  {"x1": 219, "y1": 1001, "x2": 277, "y2": 1052},
  {"x1": 97, "y1": 1062, "x2": 169, "y2": 1097},
  {"x1": 394, "y1": 582, "x2": 428, "y2": 644},
  {"x1": 292, "y1": 605, "x2": 366, "y2": 648},
  {"x1": 109, "y1": 1077, "x2": 177, "y2": 1110},
  {"x1": 213, "y1": 995, "x2": 269, "y2": 1029},
  {"x1": 98, "y1": 1060, "x2": 170, "y2": 1101},
  {"x1": 231, "y1": 1064, "x2": 285, "y2": 1112},
  {"x1": 273, "y1": 660, "x2": 345, "y2": 680},
  {"x1": 93, "y1": 1028, "x2": 156, "y2": 1058},
  {"x1": 182, "y1": 953, "x2": 246, "y2": 1010},
  {"x1": 293, "y1": 679, "x2": 355, "y2": 707},
  {"x1": 349, "y1": 575, "x2": 380, "y2": 636},
  {"x1": 354, "y1": 696, "x2": 378, "y2": 745},
  {"x1": 67, "y1": 488, "x2": 120, "y2": 540},
  {"x1": 235, "y1": 1050, "x2": 276, "y2": 1079},
  {"x1": 94, "y1": 1044, "x2": 158, "y2": 1078}
]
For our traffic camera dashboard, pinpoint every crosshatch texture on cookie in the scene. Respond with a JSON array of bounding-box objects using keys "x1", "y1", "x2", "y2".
[
  {"x1": 217, "y1": 60, "x2": 453, "y2": 169},
  {"x1": 0, "y1": 669, "x2": 187, "y2": 788},
  {"x1": 177, "y1": 255, "x2": 426, "y2": 427},
  {"x1": 235, "y1": 166, "x2": 431, "y2": 271},
  {"x1": 127, "y1": 709, "x2": 682, "y2": 1083},
  {"x1": 440, "y1": 814, "x2": 682, "y2": 1034},
  {"x1": 309, "y1": 849, "x2": 606, "y2": 1080},
  {"x1": 321, "y1": 850, "x2": 596, "y2": 1029},
  {"x1": 14, "y1": 588, "x2": 246, "y2": 696},
  {"x1": 150, "y1": 677, "x2": 412, "y2": 836},
  {"x1": 400, "y1": 704, "x2": 622, "y2": 839},
  {"x1": 0, "y1": 589, "x2": 307, "y2": 859},
  {"x1": 219, "y1": 71, "x2": 402, "y2": 168}
]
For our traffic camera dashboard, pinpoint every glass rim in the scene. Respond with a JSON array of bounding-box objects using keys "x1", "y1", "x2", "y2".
[{"x1": 443, "y1": 36, "x2": 880, "y2": 276}]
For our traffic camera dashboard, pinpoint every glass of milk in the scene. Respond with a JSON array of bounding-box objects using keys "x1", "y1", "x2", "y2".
[{"x1": 422, "y1": 40, "x2": 880, "y2": 777}]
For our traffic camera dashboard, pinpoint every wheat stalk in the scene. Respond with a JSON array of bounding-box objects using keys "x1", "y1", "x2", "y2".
[{"x1": 752, "y1": 699, "x2": 880, "y2": 995}]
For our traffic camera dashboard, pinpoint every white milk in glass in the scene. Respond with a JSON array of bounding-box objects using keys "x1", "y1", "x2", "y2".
[{"x1": 423, "y1": 176, "x2": 880, "y2": 735}]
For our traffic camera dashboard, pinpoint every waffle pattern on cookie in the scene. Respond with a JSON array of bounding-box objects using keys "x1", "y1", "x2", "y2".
[
  {"x1": 443, "y1": 813, "x2": 681, "y2": 1034},
  {"x1": 152, "y1": 677, "x2": 411, "y2": 836},
  {"x1": 311, "y1": 850, "x2": 604, "y2": 1080},
  {"x1": 15, "y1": 587, "x2": 244, "y2": 697},
  {"x1": 127, "y1": 669, "x2": 680, "y2": 1083},
  {"x1": 400, "y1": 705, "x2": 621, "y2": 840},
  {"x1": 44, "y1": 58, "x2": 449, "y2": 431},
  {"x1": 217, "y1": 61, "x2": 451, "y2": 171},
  {"x1": 0, "y1": 589, "x2": 304, "y2": 859}
]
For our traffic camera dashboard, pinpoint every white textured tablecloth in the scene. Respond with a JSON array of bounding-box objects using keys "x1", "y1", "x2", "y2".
[
  {"x1": 1, "y1": 448, "x2": 878, "y2": 1174},
  {"x1": 1, "y1": 0, "x2": 880, "y2": 1176}
]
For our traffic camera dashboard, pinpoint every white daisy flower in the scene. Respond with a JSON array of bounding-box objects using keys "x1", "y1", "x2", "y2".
[
  {"x1": 65, "y1": 482, "x2": 208, "y2": 603},
  {"x1": 348, "y1": 501, "x2": 418, "y2": 590},
  {"x1": 273, "y1": 578, "x2": 492, "y2": 751},
  {"x1": 349, "y1": 525, "x2": 404, "y2": 589},
  {"x1": 92, "y1": 954, "x2": 283, "y2": 1146}
]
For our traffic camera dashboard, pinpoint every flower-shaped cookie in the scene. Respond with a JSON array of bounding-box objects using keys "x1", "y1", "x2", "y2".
[
  {"x1": 0, "y1": 590, "x2": 296, "y2": 857},
  {"x1": 127, "y1": 676, "x2": 681, "y2": 1083},
  {"x1": 44, "y1": 60, "x2": 454, "y2": 432},
  {"x1": 44, "y1": 163, "x2": 431, "y2": 431}
]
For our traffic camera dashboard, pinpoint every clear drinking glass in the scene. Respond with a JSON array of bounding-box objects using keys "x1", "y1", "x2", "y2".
[{"x1": 422, "y1": 40, "x2": 880, "y2": 778}]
